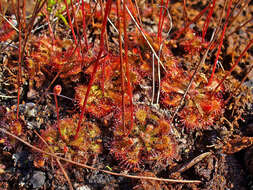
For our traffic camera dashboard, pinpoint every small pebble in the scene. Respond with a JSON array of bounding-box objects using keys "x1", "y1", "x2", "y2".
[
  {"x1": 75, "y1": 185, "x2": 91, "y2": 190},
  {"x1": 29, "y1": 171, "x2": 46, "y2": 189},
  {"x1": 25, "y1": 103, "x2": 37, "y2": 118}
]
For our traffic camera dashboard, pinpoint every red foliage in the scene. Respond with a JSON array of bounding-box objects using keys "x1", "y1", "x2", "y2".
[
  {"x1": 26, "y1": 36, "x2": 88, "y2": 79},
  {"x1": 110, "y1": 105, "x2": 178, "y2": 170},
  {"x1": 161, "y1": 62, "x2": 224, "y2": 130},
  {"x1": 111, "y1": 136, "x2": 142, "y2": 171},
  {"x1": 36, "y1": 115, "x2": 103, "y2": 165},
  {"x1": 0, "y1": 106, "x2": 25, "y2": 147},
  {"x1": 75, "y1": 84, "x2": 114, "y2": 118},
  {"x1": 180, "y1": 29, "x2": 208, "y2": 55},
  {"x1": 0, "y1": 20, "x2": 16, "y2": 42}
]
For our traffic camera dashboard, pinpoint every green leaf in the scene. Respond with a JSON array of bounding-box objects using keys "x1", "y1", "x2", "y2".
[{"x1": 56, "y1": 13, "x2": 70, "y2": 28}]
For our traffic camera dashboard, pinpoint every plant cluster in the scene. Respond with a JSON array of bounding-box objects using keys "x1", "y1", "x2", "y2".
[
  {"x1": 111, "y1": 105, "x2": 178, "y2": 170},
  {"x1": 161, "y1": 67, "x2": 224, "y2": 130},
  {"x1": 26, "y1": 35, "x2": 87, "y2": 80},
  {"x1": 0, "y1": 106, "x2": 25, "y2": 147},
  {"x1": 35, "y1": 114, "x2": 102, "y2": 165},
  {"x1": 0, "y1": 0, "x2": 252, "y2": 188}
]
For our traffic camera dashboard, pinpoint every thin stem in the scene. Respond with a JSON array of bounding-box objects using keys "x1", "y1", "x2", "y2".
[
  {"x1": 127, "y1": 0, "x2": 140, "y2": 27},
  {"x1": 44, "y1": 7, "x2": 54, "y2": 40},
  {"x1": 208, "y1": 0, "x2": 233, "y2": 85},
  {"x1": 75, "y1": 0, "x2": 112, "y2": 140},
  {"x1": 123, "y1": 0, "x2": 134, "y2": 136},
  {"x1": 64, "y1": 0, "x2": 78, "y2": 45},
  {"x1": 116, "y1": 0, "x2": 126, "y2": 134},
  {"x1": 124, "y1": 2, "x2": 167, "y2": 73},
  {"x1": 209, "y1": 0, "x2": 228, "y2": 52},
  {"x1": 151, "y1": 53, "x2": 155, "y2": 105},
  {"x1": 156, "y1": 52, "x2": 161, "y2": 105},
  {"x1": 212, "y1": 38, "x2": 253, "y2": 95},
  {"x1": 16, "y1": 0, "x2": 22, "y2": 120},
  {"x1": 156, "y1": 5, "x2": 173, "y2": 105},
  {"x1": 183, "y1": 0, "x2": 188, "y2": 24},
  {"x1": 157, "y1": 0, "x2": 164, "y2": 43},
  {"x1": 227, "y1": 0, "x2": 250, "y2": 30},
  {"x1": 227, "y1": 16, "x2": 253, "y2": 37},
  {"x1": 70, "y1": 0, "x2": 81, "y2": 43},
  {"x1": 173, "y1": 4, "x2": 209, "y2": 40},
  {"x1": 22, "y1": 0, "x2": 26, "y2": 30},
  {"x1": 70, "y1": 0, "x2": 85, "y2": 70},
  {"x1": 53, "y1": 85, "x2": 63, "y2": 139},
  {"x1": 134, "y1": 0, "x2": 142, "y2": 25},
  {"x1": 81, "y1": 0, "x2": 88, "y2": 49},
  {"x1": 160, "y1": 0, "x2": 170, "y2": 40},
  {"x1": 11, "y1": 0, "x2": 18, "y2": 22},
  {"x1": 98, "y1": 0, "x2": 110, "y2": 52},
  {"x1": 202, "y1": 0, "x2": 216, "y2": 41},
  {"x1": 0, "y1": 13, "x2": 19, "y2": 32}
]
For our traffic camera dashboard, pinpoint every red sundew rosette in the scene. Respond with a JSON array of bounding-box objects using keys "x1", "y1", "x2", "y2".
[
  {"x1": 75, "y1": 84, "x2": 114, "y2": 118},
  {"x1": 178, "y1": 93, "x2": 224, "y2": 130},
  {"x1": 110, "y1": 136, "x2": 142, "y2": 171}
]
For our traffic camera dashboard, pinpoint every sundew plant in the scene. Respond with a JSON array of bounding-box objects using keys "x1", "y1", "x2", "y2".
[{"x1": 0, "y1": 0, "x2": 252, "y2": 189}]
